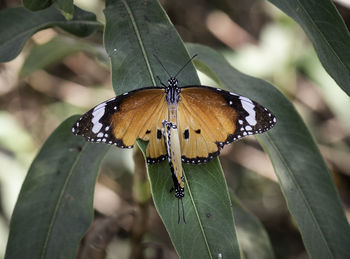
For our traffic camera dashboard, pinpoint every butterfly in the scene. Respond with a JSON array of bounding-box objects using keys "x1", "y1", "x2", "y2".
[{"x1": 72, "y1": 55, "x2": 276, "y2": 221}]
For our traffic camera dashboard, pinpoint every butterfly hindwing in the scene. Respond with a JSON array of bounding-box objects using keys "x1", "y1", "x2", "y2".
[
  {"x1": 178, "y1": 86, "x2": 276, "y2": 164},
  {"x1": 72, "y1": 87, "x2": 168, "y2": 162}
]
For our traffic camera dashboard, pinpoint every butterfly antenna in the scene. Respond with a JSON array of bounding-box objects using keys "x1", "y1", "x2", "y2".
[
  {"x1": 153, "y1": 54, "x2": 171, "y2": 78},
  {"x1": 174, "y1": 54, "x2": 198, "y2": 78},
  {"x1": 156, "y1": 75, "x2": 166, "y2": 87}
]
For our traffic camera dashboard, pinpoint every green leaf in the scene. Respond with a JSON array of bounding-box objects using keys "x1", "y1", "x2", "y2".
[
  {"x1": 5, "y1": 116, "x2": 109, "y2": 259},
  {"x1": 0, "y1": 5, "x2": 100, "y2": 62},
  {"x1": 104, "y1": 0, "x2": 199, "y2": 92},
  {"x1": 268, "y1": 0, "x2": 350, "y2": 96},
  {"x1": 187, "y1": 43, "x2": 350, "y2": 259},
  {"x1": 23, "y1": 0, "x2": 52, "y2": 11},
  {"x1": 20, "y1": 36, "x2": 99, "y2": 77},
  {"x1": 104, "y1": 0, "x2": 241, "y2": 258},
  {"x1": 54, "y1": 0, "x2": 74, "y2": 20},
  {"x1": 231, "y1": 195, "x2": 275, "y2": 259}
]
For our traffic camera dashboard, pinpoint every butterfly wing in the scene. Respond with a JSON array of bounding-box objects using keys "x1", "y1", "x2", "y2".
[
  {"x1": 72, "y1": 87, "x2": 168, "y2": 162},
  {"x1": 178, "y1": 86, "x2": 276, "y2": 163}
]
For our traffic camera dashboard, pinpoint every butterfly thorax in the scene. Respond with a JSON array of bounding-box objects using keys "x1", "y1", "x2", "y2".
[{"x1": 165, "y1": 77, "x2": 181, "y2": 104}]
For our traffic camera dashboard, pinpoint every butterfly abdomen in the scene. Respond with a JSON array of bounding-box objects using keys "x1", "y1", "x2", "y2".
[
  {"x1": 164, "y1": 99, "x2": 185, "y2": 198},
  {"x1": 163, "y1": 120, "x2": 185, "y2": 198}
]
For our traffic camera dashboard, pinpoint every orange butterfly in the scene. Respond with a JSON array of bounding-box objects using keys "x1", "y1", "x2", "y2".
[{"x1": 72, "y1": 57, "x2": 276, "y2": 210}]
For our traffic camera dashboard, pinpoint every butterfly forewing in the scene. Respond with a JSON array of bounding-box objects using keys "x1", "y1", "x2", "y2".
[
  {"x1": 72, "y1": 87, "x2": 168, "y2": 162},
  {"x1": 178, "y1": 86, "x2": 276, "y2": 164}
]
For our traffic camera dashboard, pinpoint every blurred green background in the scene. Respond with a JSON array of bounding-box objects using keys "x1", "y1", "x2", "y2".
[{"x1": 1, "y1": 0, "x2": 349, "y2": 258}]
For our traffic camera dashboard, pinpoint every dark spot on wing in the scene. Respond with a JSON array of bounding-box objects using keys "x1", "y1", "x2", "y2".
[
  {"x1": 195, "y1": 129, "x2": 201, "y2": 134},
  {"x1": 157, "y1": 129, "x2": 162, "y2": 139},
  {"x1": 184, "y1": 129, "x2": 189, "y2": 139},
  {"x1": 146, "y1": 130, "x2": 151, "y2": 134}
]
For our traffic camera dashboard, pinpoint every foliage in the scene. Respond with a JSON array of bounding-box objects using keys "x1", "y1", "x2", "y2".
[{"x1": 1, "y1": 0, "x2": 350, "y2": 258}]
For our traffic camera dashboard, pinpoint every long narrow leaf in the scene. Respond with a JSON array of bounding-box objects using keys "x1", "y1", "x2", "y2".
[
  {"x1": 0, "y1": 5, "x2": 100, "y2": 62},
  {"x1": 5, "y1": 116, "x2": 109, "y2": 259},
  {"x1": 187, "y1": 43, "x2": 350, "y2": 259},
  {"x1": 268, "y1": 0, "x2": 350, "y2": 96},
  {"x1": 20, "y1": 36, "x2": 98, "y2": 77}
]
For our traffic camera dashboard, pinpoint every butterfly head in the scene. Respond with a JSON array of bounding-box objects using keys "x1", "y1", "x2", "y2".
[
  {"x1": 165, "y1": 77, "x2": 180, "y2": 104},
  {"x1": 167, "y1": 77, "x2": 178, "y2": 88}
]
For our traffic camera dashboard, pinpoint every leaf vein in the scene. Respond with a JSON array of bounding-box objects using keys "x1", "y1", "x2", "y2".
[{"x1": 40, "y1": 142, "x2": 89, "y2": 259}]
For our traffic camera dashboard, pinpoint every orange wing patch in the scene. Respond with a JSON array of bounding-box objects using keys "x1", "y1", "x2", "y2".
[
  {"x1": 72, "y1": 87, "x2": 168, "y2": 163},
  {"x1": 109, "y1": 89, "x2": 168, "y2": 162},
  {"x1": 178, "y1": 87, "x2": 238, "y2": 163},
  {"x1": 143, "y1": 100, "x2": 167, "y2": 162}
]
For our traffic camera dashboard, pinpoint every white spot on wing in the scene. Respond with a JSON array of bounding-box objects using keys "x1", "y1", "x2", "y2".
[
  {"x1": 91, "y1": 103, "x2": 106, "y2": 134},
  {"x1": 240, "y1": 96, "x2": 257, "y2": 126}
]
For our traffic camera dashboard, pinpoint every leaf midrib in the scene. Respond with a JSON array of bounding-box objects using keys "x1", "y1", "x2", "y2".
[
  {"x1": 184, "y1": 171, "x2": 213, "y2": 259},
  {"x1": 40, "y1": 142, "x2": 89, "y2": 259},
  {"x1": 120, "y1": 0, "x2": 156, "y2": 86}
]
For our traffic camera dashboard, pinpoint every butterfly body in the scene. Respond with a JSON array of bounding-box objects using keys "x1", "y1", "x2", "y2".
[
  {"x1": 163, "y1": 120, "x2": 184, "y2": 198},
  {"x1": 163, "y1": 79, "x2": 185, "y2": 198},
  {"x1": 72, "y1": 77, "x2": 276, "y2": 200}
]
